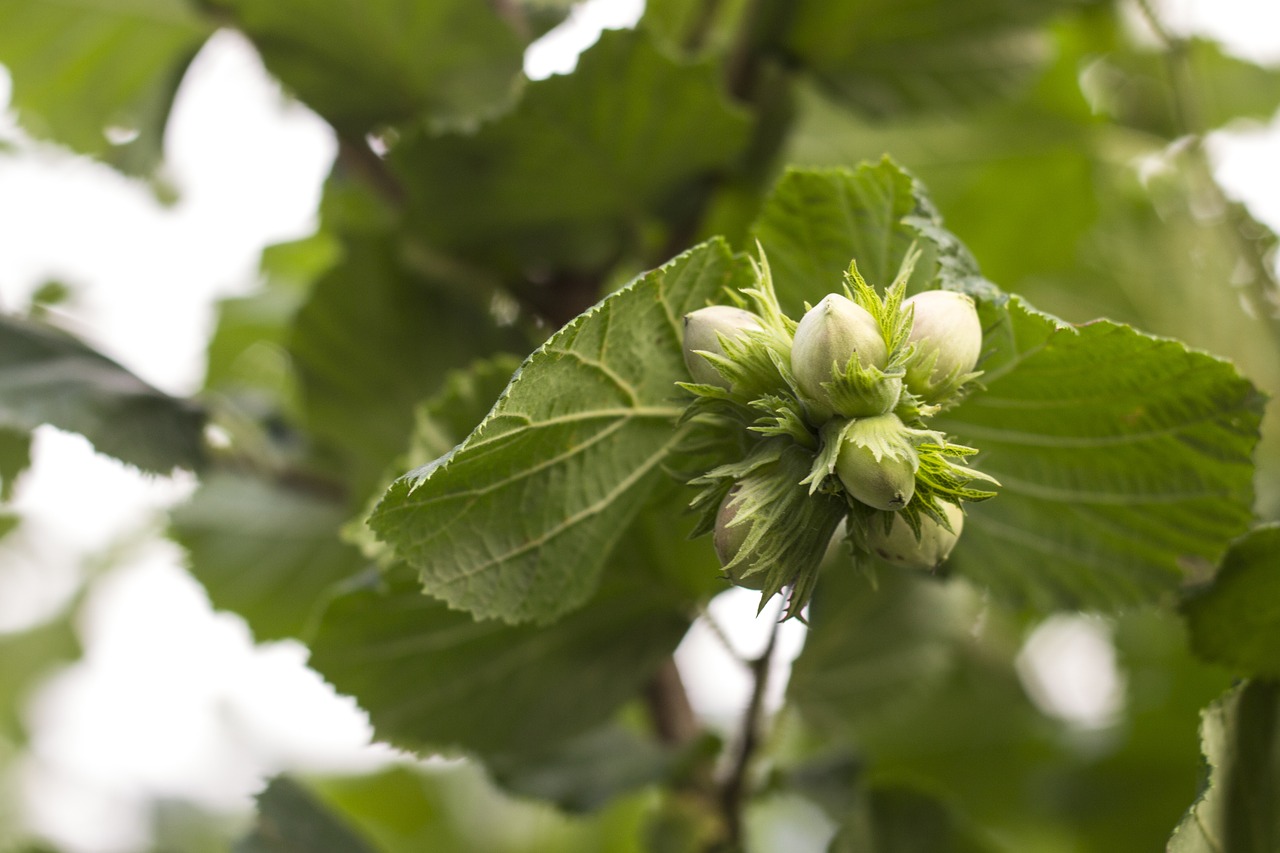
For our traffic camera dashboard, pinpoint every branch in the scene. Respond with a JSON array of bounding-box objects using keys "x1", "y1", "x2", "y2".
[
  {"x1": 717, "y1": 602, "x2": 783, "y2": 847},
  {"x1": 645, "y1": 657, "x2": 701, "y2": 747}
]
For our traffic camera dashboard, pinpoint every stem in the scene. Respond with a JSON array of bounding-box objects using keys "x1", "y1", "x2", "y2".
[
  {"x1": 717, "y1": 603, "x2": 783, "y2": 848},
  {"x1": 645, "y1": 657, "x2": 701, "y2": 747}
]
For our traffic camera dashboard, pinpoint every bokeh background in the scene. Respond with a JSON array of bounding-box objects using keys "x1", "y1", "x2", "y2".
[{"x1": 0, "y1": 0, "x2": 1278, "y2": 849}]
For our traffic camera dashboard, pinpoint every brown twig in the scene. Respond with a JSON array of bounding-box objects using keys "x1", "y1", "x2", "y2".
[
  {"x1": 717, "y1": 604, "x2": 783, "y2": 848},
  {"x1": 645, "y1": 657, "x2": 702, "y2": 747}
]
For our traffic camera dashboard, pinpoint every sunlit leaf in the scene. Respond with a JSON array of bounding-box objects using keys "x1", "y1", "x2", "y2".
[
  {"x1": 0, "y1": 0, "x2": 210, "y2": 175},
  {"x1": 1168, "y1": 680, "x2": 1280, "y2": 853},
  {"x1": 367, "y1": 239, "x2": 745, "y2": 624},
  {"x1": 940, "y1": 300, "x2": 1262, "y2": 612}
]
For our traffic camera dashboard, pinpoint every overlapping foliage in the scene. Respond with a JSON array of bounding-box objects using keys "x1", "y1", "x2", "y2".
[{"x1": 1, "y1": 0, "x2": 1278, "y2": 850}]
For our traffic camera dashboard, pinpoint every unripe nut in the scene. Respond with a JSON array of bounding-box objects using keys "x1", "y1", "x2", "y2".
[
  {"x1": 713, "y1": 488, "x2": 766, "y2": 590},
  {"x1": 904, "y1": 291, "x2": 982, "y2": 400},
  {"x1": 869, "y1": 502, "x2": 964, "y2": 570},
  {"x1": 791, "y1": 295, "x2": 887, "y2": 414},
  {"x1": 683, "y1": 306, "x2": 763, "y2": 389},
  {"x1": 835, "y1": 414, "x2": 917, "y2": 511}
]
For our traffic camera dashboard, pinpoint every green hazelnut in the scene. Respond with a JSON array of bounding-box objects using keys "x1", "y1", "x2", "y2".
[
  {"x1": 869, "y1": 502, "x2": 965, "y2": 570},
  {"x1": 791, "y1": 294, "x2": 888, "y2": 416},
  {"x1": 835, "y1": 413, "x2": 917, "y2": 511},
  {"x1": 903, "y1": 290, "x2": 982, "y2": 402},
  {"x1": 682, "y1": 305, "x2": 763, "y2": 389}
]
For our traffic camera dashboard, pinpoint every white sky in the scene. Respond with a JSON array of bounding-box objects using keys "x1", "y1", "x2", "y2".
[{"x1": 0, "y1": 0, "x2": 1278, "y2": 850}]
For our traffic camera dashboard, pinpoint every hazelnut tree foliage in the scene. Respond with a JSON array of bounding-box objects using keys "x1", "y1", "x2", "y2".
[{"x1": 1, "y1": 0, "x2": 1279, "y2": 850}]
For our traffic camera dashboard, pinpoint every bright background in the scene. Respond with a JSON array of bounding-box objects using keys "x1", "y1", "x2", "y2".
[{"x1": 0, "y1": 1, "x2": 1277, "y2": 849}]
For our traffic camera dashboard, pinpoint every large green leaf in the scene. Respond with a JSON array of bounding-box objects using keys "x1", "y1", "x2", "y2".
[
  {"x1": 210, "y1": 0, "x2": 524, "y2": 131},
  {"x1": 367, "y1": 239, "x2": 745, "y2": 624},
  {"x1": 389, "y1": 28, "x2": 751, "y2": 275},
  {"x1": 170, "y1": 473, "x2": 367, "y2": 643},
  {"x1": 308, "y1": 556, "x2": 690, "y2": 759},
  {"x1": 750, "y1": 161, "x2": 943, "y2": 316},
  {"x1": 751, "y1": 164, "x2": 1262, "y2": 614},
  {"x1": 0, "y1": 314, "x2": 205, "y2": 473},
  {"x1": 940, "y1": 298, "x2": 1262, "y2": 612},
  {"x1": 1182, "y1": 525, "x2": 1280, "y2": 679},
  {"x1": 0, "y1": 0, "x2": 210, "y2": 175},
  {"x1": 1169, "y1": 680, "x2": 1280, "y2": 853},
  {"x1": 289, "y1": 230, "x2": 526, "y2": 499},
  {"x1": 783, "y1": 0, "x2": 1078, "y2": 116}
]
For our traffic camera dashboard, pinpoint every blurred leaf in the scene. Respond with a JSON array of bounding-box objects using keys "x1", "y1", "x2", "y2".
[
  {"x1": 487, "y1": 724, "x2": 673, "y2": 814},
  {"x1": 1056, "y1": 606, "x2": 1235, "y2": 851},
  {"x1": 309, "y1": 547, "x2": 691, "y2": 759},
  {"x1": 307, "y1": 763, "x2": 651, "y2": 853},
  {"x1": 788, "y1": 568, "x2": 980, "y2": 735},
  {"x1": 1089, "y1": 39, "x2": 1280, "y2": 138},
  {"x1": 0, "y1": 314, "x2": 205, "y2": 473},
  {"x1": 642, "y1": 0, "x2": 749, "y2": 56},
  {"x1": 0, "y1": 428, "x2": 31, "y2": 501},
  {"x1": 519, "y1": 0, "x2": 579, "y2": 39},
  {"x1": 941, "y1": 298, "x2": 1263, "y2": 612},
  {"x1": 210, "y1": 0, "x2": 524, "y2": 131},
  {"x1": 289, "y1": 230, "x2": 526, "y2": 500},
  {"x1": 783, "y1": 0, "x2": 1081, "y2": 117},
  {"x1": 0, "y1": 612, "x2": 79, "y2": 741},
  {"x1": 825, "y1": 613, "x2": 1065, "y2": 843},
  {"x1": 408, "y1": 354, "x2": 526, "y2": 466},
  {"x1": 1169, "y1": 680, "x2": 1280, "y2": 853},
  {"x1": 367, "y1": 239, "x2": 744, "y2": 624},
  {"x1": 0, "y1": 0, "x2": 210, "y2": 175},
  {"x1": 805, "y1": 598, "x2": 1233, "y2": 849},
  {"x1": 238, "y1": 776, "x2": 377, "y2": 853},
  {"x1": 750, "y1": 161, "x2": 943, "y2": 317},
  {"x1": 204, "y1": 232, "x2": 341, "y2": 404},
  {"x1": 150, "y1": 798, "x2": 245, "y2": 853},
  {"x1": 832, "y1": 786, "x2": 997, "y2": 853},
  {"x1": 171, "y1": 473, "x2": 366, "y2": 643},
  {"x1": 1182, "y1": 524, "x2": 1280, "y2": 679},
  {"x1": 390, "y1": 28, "x2": 751, "y2": 275}
]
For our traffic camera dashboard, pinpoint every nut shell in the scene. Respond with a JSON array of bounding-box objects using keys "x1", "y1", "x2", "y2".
[
  {"x1": 869, "y1": 502, "x2": 965, "y2": 570},
  {"x1": 682, "y1": 305, "x2": 763, "y2": 389},
  {"x1": 791, "y1": 294, "x2": 887, "y2": 415}
]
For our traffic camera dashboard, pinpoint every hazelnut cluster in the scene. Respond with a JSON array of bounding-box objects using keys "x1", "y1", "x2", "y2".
[{"x1": 679, "y1": 252, "x2": 997, "y2": 613}]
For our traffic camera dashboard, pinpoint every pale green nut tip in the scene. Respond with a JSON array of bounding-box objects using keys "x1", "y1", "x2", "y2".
[
  {"x1": 682, "y1": 305, "x2": 763, "y2": 389},
  {"x1": 791, "y1": 294, "x2": 887, "y2": 415},
  {"x1": 903, "y1": 290, "x2": 982, "y2": 401}
]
